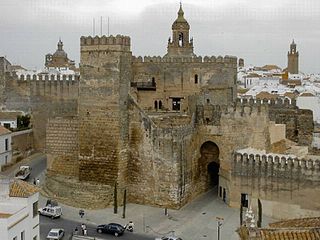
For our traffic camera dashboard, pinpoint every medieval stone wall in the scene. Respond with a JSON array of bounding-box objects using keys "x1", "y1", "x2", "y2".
[
  {"x1": 46, "y1": 117, "x2": 79, "y2": 177},
  {"x1": 3, "y1": 77, "x2": 79, "y2": 150},
  {"x1": 232, "y1": 152, "x2": 320, "y2": 216}
]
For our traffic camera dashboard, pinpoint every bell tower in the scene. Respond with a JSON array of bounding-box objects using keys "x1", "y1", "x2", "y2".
[
  {"x1": 287, "y1": 40, "x2": 299, "y2": 74},
  {"x1": 166, "y1": 3, "x2": 194, "y2": 57}
]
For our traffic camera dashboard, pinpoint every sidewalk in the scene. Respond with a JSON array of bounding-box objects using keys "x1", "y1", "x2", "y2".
[{"x1": 40, "y1": 189, "x2": 276, "y2": 240}]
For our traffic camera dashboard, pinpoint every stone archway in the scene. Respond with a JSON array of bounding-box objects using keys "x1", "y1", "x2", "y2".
[{"x1": 200, "y1": 141, "x2": 220, "y2": 188}]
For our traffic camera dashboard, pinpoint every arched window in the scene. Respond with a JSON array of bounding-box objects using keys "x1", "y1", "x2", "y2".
[
  {"x1": 178, "y1": 32, "x2": 184, "y2": 47},
  {"x1": 45, "y1": 75, "x2": 49, "y2": 81},
  {"x1": 20, "y1": 75, "x2": 25, "y2": 80},
  {"x1": 50, "y1": 75, "x2": 55, "y2": 81},
  {"x1": 159, "y1": 100, "x2": 162, "y2": 110},
  {"x1": 32, "y1": 75, "x2": 37, "y2": 80},
  {"x1": 154, "y1": 101, "x2": 158, "y2": 110},
  {"x1": 26, "y1": 74, "x2": 31, "y2": 80},
  {"x1": 152, "y1": 77, "x2": 155, "y2": 86},
  {"x1": 63, "y1": 75, "x2": 67, "y2": 81},
  {"x1": 194, "y1": 74, "x2": 198, "y2": 84},
  {"x1": 68, "y1": 75, "x2": 73, "y2": 81}
]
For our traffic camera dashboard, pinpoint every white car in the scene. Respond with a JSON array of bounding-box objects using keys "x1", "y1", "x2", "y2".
[
  {"x1": 155, "y1": 236, "x2": 183, "y2": 240},
  {"x1": 47, "y1": 228, "x2": 64, "y2": 240},
  {"x1": 39, "y1": 205, "x2": 62, "y2": 218}
]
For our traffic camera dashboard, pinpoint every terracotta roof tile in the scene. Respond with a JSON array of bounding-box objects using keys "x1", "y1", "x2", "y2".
[
  {"x1": 0, "y1": 125, "x2": 11, "y2": 135},
  {"x1": 269, "y1": 217, "x2": 320, "y2": 228},
  {"x1": 9, "y1": 179, "x2": 39, "y2": 198},
  {"x1": 0, "y1": 213, "x2": 12, "y2": 218}
]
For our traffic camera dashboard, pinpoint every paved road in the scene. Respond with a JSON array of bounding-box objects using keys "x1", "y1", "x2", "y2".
[
  {"x1": 40, "y1": 215, "x2": 155, "y2": 240},
  {"x1": 4, "y1": 153, "x2": 47, "y2": 183}
]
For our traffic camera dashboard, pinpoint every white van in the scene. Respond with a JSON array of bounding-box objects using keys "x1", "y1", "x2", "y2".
[{"x1": 39, "y1": 205, "x2": 62, "y2": 218}]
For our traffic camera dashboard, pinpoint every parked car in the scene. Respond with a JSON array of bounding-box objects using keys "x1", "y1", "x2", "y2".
[
  {"x1": 155, "y1": 236, "x2": 183, "y2": 240},
  {"x1": 47, "y1": 228, "x2": 64, "y2": 240},
  {"x1": 96, "y1": 223, "x2": 125, "y2": 237},
  {"x1": 39, "y1": 205, "x2": 62, "y2": 218},
  {"x1": 14, "y1": 165, "x2": 31, "y2": 180}
]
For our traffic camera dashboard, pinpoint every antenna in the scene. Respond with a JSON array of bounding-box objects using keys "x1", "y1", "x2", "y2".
[
  {"x1": 100, "y1": 16, "x2": 102, "y2": 36},
  {"x1": 93, "y1": 18, "x2": 95, "y2": 36},
  {"x1": 108, "y1": 17, "x2": 110, "y2": 36}
]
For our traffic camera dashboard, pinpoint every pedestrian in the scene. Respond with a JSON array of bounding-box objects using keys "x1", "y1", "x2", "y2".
[
  {"x1": 74, "y1": 227, "x2": 78, "y2": 235},
  {"x1": 81, "y1": 223, "x2": 86, "y2": 235},
  {"x1": 36, "y1": 178, "x2": 40, "y2": 186},
  {"x1": 127, "y1": 221, "x2": 134, "y2": 232},
  {"x1": 83, "y1": 228, "x2": 87, "y2": 236}
]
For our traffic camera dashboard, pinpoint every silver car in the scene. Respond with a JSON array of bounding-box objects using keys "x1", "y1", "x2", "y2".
[{"x1": 47, "y1": 228, "x2": 65, "y2": 240}]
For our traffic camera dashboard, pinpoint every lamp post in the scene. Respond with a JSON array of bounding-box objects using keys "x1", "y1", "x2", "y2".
[{"x1": 216, "y1": 216, "x2": 224, "y2": 240}]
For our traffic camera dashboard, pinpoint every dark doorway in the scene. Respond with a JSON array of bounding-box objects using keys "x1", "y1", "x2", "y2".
[{"x1": 207, "y1": 162, "x2": 219, "y2": 186}]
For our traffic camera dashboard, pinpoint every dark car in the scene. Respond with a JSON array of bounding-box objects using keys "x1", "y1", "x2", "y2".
[{"x1": 96, "y1": 223, "x2": 125, "y2": 237}]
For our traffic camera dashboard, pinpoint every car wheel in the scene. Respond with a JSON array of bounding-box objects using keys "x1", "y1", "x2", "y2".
[
  {"x1": 98, "y1": 229, "x2": 102, "y2": 233},
  {"x1": 114, "y1": 232, "x2": 119, "y2": 237}
]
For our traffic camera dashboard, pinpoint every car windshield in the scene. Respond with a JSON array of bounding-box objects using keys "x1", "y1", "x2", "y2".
[{"x1": 48, "y1": 232, "x2": 58, "y2": 236}]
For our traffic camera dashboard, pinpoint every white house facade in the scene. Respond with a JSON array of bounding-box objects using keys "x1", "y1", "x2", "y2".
[
  {"x1": 0, "y1": 178, "x2": 40, "y2": 240},
  {"x1": 0, "y1": 126, "x2": 12, "y2": 170}
]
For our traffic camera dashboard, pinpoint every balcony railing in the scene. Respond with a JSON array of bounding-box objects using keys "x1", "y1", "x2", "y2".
[{"x1": 131, "y1": 81, "x2": 156, "y2": 91}]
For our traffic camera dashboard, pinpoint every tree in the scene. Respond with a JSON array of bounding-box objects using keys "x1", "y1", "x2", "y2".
[{"x1": 17, "y1": 115, "x2": 31, "y2": 129}]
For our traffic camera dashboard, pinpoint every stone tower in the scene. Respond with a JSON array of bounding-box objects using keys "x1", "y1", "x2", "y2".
[
  {"x1": 166, "y1": 3, "x2": 194, "y2": 57},
  {"x1": 287, "y1": 40, "x2": 299, "y2": 74},
  {"x1": 79, "y1": 35, "x2": 132, "y2": 187}
]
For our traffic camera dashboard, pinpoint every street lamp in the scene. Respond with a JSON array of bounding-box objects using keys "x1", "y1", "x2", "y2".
[{"x1": 216, "y1": 216, "x2": 224, "y2": 240}]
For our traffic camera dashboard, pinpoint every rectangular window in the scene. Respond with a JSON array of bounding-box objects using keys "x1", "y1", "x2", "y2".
[
  {"x1": 4, "y1": 123, "x2": 10, "y2": 129},
  {"x1": 172, "y1": 98, "x2": 181, "y2": 111},
  {"x1": 5, "y1": 155, "x2": 8, "y2": 164},
  {"x1": 241, "y1": 193, "x2": 248, "y2": 208},
  {"x1": 219, "y1": 186, "x2": 222, "y2": 198},
  {"x1": 21, "y1": 231, "x2": 25, "y2": 240},
  {"x1": 33, "y1": 201, "x2": 39, "y2": 217},
  {"x1": 5, "y1": 138, "x2": 8, "y2": 151}
]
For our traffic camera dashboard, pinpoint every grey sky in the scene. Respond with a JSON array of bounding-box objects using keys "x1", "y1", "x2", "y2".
[{"x1": 0, "y1": 0, "x2": 319, "y2": 73}]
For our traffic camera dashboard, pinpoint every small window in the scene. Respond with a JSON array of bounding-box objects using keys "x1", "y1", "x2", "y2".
[
  {"x1": 33, "y1": 201, "x2": 39, "y2": 217},
  {"x1": 206, "y1": 99, "x2": 210, "y2": 104},
  {"x1": 5, "y1": 155, "x2": 8, "y2": 164},
  {"x1": 151, "y1": 77, "x2": 155, "y2": 86},
  {"x1": 159, "y1": 100, "x2": 162, "y2": 110},
  {"x1": 5, "y1": 138, "x2": 8, "y2": 151},
  {"x1": 154, "y1": 101, "x2": 158, "y2": 110},
  {"x1": 194, "y1": 74, "x2": 198, "y2": 84},
  {"x1": 13, "y1": 237, "x2": 17, "y2": 240}
]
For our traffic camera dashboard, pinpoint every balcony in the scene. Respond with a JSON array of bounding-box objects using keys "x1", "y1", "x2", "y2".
[{"x1": 131, "y1": 81, "x2": 156, "y2": 91}]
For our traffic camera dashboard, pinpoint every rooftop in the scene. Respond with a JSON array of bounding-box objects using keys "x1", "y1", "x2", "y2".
[{"x1": 9, "y1": 179, "x2": 39, "y2": 198}]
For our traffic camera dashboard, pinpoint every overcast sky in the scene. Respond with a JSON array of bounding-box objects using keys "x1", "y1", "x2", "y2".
[{"x1": 1, "y1": 0, "x2": 320, "y2": 73}]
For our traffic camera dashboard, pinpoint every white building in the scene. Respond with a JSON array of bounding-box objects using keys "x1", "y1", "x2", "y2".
[
  {"x1": 0, "y1": 126, "x2": 12, "y2": 170},
  {"x1": 297, "y1": 94, "x2": 320, "y2": 124},
  {"x1": 0, "y1": 178, "x2": 40, "y2": 240},
  {"x1": 0, "y1": 112, "x2": 23, "y2": 129}
]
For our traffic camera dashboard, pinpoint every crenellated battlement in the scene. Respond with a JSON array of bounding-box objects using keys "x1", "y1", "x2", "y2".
[
  {"x1": 237, "y1": 97, "x2": 297, "y2": 108},
  {"x1": 15, "y1": 73, "x2": 80, "y2": 81},
  {"x1": 233, "y1": 150, "x2": 320, "y2": 180},
  {"x1": 132, "y1": 55, "x2": 237, "y2": 65},
  {"x1": 80, "y1": 35, "x2": 130, "y2": 46}
]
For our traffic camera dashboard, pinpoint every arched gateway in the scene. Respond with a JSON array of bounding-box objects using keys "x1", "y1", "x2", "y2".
[{"x1": 199, "y1": 141, "x2": 220, "y2": 188}]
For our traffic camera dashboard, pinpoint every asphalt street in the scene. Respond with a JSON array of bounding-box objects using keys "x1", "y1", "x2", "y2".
[{"x1": 40, "y1": 215, "x2": 154, "y2": 240}]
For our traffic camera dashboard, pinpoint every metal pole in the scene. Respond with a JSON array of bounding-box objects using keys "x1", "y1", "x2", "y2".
[
  {"x1": 122, "y1": 189, "x2": 126, "y2": 218},
  {"x1": 217, "y1": 223, "x2": 220, "y2": 240}
]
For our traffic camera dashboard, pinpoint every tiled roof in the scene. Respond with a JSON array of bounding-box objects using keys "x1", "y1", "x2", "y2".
[
  {"x1": 0, "y1": 111, "x2": 23, "y2": 120},
  {"x1": 269, "y1": 217, "x2": 320, "y2": 228},
  {"x1": 0, "y1": 125, "x2": 11, "y2": 135},
  {"x1": 260, "y1": 228, "x2": 320, "y2": 240},
  {"x1": 9, "y1": 179, "x2": 39, "y2": 198}
]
